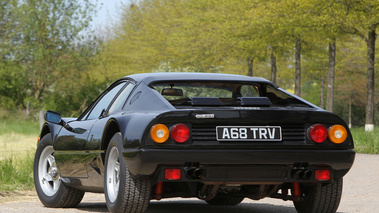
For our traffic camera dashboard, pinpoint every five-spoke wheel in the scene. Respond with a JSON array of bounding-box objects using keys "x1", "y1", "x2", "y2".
[
  {"x1": 34, "y1": 133, "x2": 84, "y2": 208},
  {"x1": 105, "y1": 146, "x2": 121, "y2": 203},
  {"x1": 37, "y1": 145, "x2": 61, "y2": 196},
  {"x1": 104, "y1": 132, "x2": 151, "y2": 213}
]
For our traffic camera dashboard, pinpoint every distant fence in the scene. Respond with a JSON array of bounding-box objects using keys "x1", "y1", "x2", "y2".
[{"x1": 0, "y1": 109, "x2": 45, "y2": 129}]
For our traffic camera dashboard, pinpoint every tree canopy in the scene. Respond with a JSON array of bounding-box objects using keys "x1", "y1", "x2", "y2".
[{"x1": 1, "y1": 0, "x2": 378, "y2": 128}]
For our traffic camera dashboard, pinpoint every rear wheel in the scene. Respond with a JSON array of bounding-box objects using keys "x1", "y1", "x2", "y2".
[
  {"x1": 33, "y1": 133, "x2": 84, "y2": 208},
  {"x1": 206, "y1": 194, "x2": 244, "y2": 206},
  {"x1": 104, "y1": 132, "x2": 151, "y2": 213},
  {"x1": 293, "y1": 178, "x2": 343, "y2": 213}
]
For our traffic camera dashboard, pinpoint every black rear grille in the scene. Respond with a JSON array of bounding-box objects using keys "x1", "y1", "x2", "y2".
[
  {"x1": 191, "y1": 123, "x2": 305, "y2": 144},
  {"x1": 192, "y1": 124, "x2": 217, "y2": 142}
]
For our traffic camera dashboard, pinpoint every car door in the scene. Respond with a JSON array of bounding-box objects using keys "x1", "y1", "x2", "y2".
[{"x1": 54, "y1": 82, "x2": 127, "y2": 178}]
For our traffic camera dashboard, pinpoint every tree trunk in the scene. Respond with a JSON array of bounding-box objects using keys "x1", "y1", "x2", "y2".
[
  {"x1": 295, "y1": 38, "x2": 301, "y2": 96},
  {"x1": 247, "y1": 57, "x2": 253, "y2": 77},
  {"x1": 349, "y1": 97, "x2": 352, "y2": 128},
  {"x1": 270, "y1": 51, "x2": 277, "y2": 84},
  {"x1": 365, "y1": 27, "x2": 376, "y2": 131},
  {"x1": 26, "y1": 101, "x2": 30, "y2": 119},
  {"x1": 39, "y1": 110, "x2": 44, "y2": 130},
  {"x1": 326, "y1": 39, "x2": 336, "y2": 112},
  {"x1": 320, "y1": 77, "x2": 325, "y2": 109}
]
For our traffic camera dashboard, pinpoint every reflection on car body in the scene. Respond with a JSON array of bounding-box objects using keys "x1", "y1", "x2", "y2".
[{"x1": 34, "y1": 73, "x2": 355, "y2": 213}]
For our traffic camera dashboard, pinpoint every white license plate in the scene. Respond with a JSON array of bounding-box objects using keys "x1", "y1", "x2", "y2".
[{"x1": 216, "y1": 126, "x2": 282, "y2": 141}]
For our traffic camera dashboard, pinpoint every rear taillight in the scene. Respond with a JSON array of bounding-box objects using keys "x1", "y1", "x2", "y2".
[
  {"x1": 171, "y1": 124, "x2": 190, "y2": 143},
  {"x1": 309, "y1": 124, "x2": 348, "y2": 144},
  {"x1": 328, "y1": 125, "x2": 347, "y2": 144},
  {"x1": 309, "y1": 124, "x2": 328, "y2": 143},
  {"x1": 165, "y1": 168, "x2": 181, "y2": 180},
  {"x1": 150, "y1": 124, "x2": 169, "y2": 143},
  {"x1": 315, "y1": 169, "x2": 331, "y2": 181}
]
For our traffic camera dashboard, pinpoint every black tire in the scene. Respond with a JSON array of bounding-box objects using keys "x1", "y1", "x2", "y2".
[
  {"x1": 206, "y1": 194, "x2": 244, "y2": 206},
  {"x1": 104, "y1": 132, "x2": 151, "y2": 213},
  {"x1": 294, "y1": 178, "x2": 343, "y2": 213},
  {"x1": 33, "y1": 133, "x2": 84, "y2": 208}
]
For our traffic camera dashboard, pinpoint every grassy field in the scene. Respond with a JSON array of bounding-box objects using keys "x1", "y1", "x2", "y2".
[
  {"x1": 0, "y1": 120, "x2": 39, "y2": 191},
  {"x1": 0, "y1": 120, "x2": 39, "y2": 160},
  {"x1": 0, "y1": 120, "x2": 378, "y2": 191},
  {"x1": 350, "y1": 127, "x2": 379, "y2": 154}
]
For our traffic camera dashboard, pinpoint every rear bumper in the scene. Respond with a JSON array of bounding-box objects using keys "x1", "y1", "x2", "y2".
[{"x1": 123, "y1": 149, "x2": 355, "y2": 183}]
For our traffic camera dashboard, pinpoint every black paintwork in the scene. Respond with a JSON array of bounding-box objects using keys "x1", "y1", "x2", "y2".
[{"x1": 39, "y1": 72, "x2": 355, "y2": 194}]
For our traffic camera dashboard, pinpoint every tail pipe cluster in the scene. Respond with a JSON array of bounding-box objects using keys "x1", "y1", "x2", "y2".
[
  {"x1": 291, "y1": 163, "x2": 312, "y2": 180},
  {"x1": 184, "y1": 162, "x2": 205, "y2": 179},
  {"x1": 186, "y1": 167, "x2": 205, "y2": 179},
  {"x1": 291, "y1": 169, "x2": 312, "y2": 180}
]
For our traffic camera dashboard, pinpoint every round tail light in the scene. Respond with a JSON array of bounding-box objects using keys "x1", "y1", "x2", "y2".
[
  {"x1": 171, "y1": 124, "x2": 190, "y2": 143},
  {"x1": 151, "y1": 124, "x2": 169, "y2": 143},
  {"x1": 328, "y1": 125, "x2": 347, "y2": 144},
  {"x1": 309, "y1": 124, "x2": 328, "y2": 143}
]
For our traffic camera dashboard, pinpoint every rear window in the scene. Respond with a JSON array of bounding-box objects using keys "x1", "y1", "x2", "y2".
[
  {"x1": 151, "y1": 81, "x2": 310, "y2": 108},
  {"x1": 152, "y1": 83, "x2": 246, "y2": 100}
]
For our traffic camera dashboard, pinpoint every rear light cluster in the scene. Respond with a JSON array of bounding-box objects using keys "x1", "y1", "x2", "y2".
[
  {"x1": 309, "y1": 124, "x2": 347, "y2": 144},
  {"x1": 315, "y1": 169, "x2": 331, "y2": 181},
  {"x1": 164, "y1": 168, "x2": 181, "y2": 180},
  {"x1": 150, "y1": 123, "x2": 190, "y2": 144}
]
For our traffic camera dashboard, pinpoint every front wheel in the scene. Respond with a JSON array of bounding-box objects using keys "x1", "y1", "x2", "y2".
[
  {"x1": 293, "y1": 178, "x2": 343, "y2": 213},
  {"x1": 33, "y1": 133, "x2": 84, "y2": 208},
  {"x1": 104, "y1": 132, "x2": 151, "y2": 213}
]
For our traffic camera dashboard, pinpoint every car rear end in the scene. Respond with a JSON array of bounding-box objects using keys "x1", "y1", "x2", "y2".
[
  {"x1": 122, "y1": 74, "x2": 355, "y2": 211},
  {"x1": 139, "y1": 108, "x2": 354, "y2": 179}
]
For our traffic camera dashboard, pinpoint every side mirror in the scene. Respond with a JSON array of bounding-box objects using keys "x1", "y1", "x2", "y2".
[{"x1": 45, "y1": 110, "x2": 62, "y2": 124}]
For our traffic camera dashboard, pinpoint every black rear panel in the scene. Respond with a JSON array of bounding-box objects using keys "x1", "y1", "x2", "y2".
[{"x1": 144, "y1": 108, "x2": 354, "y2": 149}]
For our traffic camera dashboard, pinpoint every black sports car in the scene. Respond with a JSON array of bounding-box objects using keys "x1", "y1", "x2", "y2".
[{"x1": 34, "y1": 73, "x2": 355, "y2": 213}]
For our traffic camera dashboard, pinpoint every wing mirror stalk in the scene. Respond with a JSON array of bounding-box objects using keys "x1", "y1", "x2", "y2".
[{"x1": 44, "y1": 110, "x2": 86, "y2": 134}]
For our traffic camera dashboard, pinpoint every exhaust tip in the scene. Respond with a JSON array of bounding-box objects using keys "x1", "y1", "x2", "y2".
[{"x1": 186, "y1": 167, "x2": 204, "y2": 179}]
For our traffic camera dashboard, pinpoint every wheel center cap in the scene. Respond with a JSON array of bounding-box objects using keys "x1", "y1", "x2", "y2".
[{"x1": 49, "y1": 166, "x2": 59, "y2": 181}]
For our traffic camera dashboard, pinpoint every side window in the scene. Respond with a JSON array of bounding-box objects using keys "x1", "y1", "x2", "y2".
[
  {"x1": 108, "y1": 83, "x2": 135, "y2": 115},
  {"x1": 86, "y1": 83, "x2": 126, "y2": 120},
  {"x1": 240, "y1": 85, "x2": 259, "y2": 97}
]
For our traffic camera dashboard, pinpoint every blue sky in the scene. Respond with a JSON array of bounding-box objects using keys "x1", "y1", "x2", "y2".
[{"x1": 92, "y1": 0, "x2": 126, "y2": 28}]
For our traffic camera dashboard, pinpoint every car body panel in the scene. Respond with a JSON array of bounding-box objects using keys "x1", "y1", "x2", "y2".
[{"x1": 37, "y1": 72, "x2": 355, "y2": 196}]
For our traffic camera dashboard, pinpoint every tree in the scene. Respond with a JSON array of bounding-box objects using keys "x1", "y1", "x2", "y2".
[
  {"x1": 327, "y1": 40, "x2": 336, "y2": 112},
  {"x1": 335, "y1": 1, "x2": 379, "y2": 131},
  {"x1": 14, "y1": 0, "x2": 97, "y2": 109},
  {"x1": 0, "y1": 0, "x2": 99, "y2": 115},
  {"x1": 0, "y1": 0, "x2": 28, "y2": 108},
  {"x1": 94, "y1": 0, "x2": 379, "y2": 129}
]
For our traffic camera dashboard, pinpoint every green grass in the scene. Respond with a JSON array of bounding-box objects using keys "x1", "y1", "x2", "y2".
[
  {"x1": 350, "y1": 127, "x2": 379, "y2": 154},
  {"x1": 0, "y1": 120, "x2": 38, "y2": 191},
  {"x1": 0, "y1": 120, "x2": 40, "y2": 136},
  {"x1": 0, "y1": 153, "x2": 34, "y2": 191},
  {"x1": 0, "y1": 120, "x2": 39, "y2": 160}
]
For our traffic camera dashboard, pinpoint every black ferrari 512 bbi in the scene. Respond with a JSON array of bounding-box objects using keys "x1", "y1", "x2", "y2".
[{"x1": 34, "y1": 73, "x2": 355, "y2": 213}]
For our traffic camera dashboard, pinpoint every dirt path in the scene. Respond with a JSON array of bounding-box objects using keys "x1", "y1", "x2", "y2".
[{"x1": 0, "y1": 153, "x2": 378, "y2": 213}]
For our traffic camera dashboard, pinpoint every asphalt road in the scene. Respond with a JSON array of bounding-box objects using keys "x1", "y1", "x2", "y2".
[{"x1": 0, "y1": 153, "x2": 378, "y2": 213}]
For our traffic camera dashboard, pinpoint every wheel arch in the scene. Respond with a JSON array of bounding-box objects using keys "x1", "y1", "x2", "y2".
[
  {"x1": 40, "y1": 124, "x2": 51, "y2": 139},
  {"x1": 101, "y1": 119, "x2": 121, "y2": 162},
  {"x1": 39, "y1": 123, "x2": 57, "y2": 144}
]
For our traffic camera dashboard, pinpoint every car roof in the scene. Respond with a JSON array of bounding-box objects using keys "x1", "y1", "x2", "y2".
[{"x1": 123, "y1": 72, "x2": 277, "y2": 87}]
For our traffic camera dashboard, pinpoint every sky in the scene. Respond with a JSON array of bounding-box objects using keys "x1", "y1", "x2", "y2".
[{"x1": 92, "y1": 0, "x2": 126, "y2": 29}]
